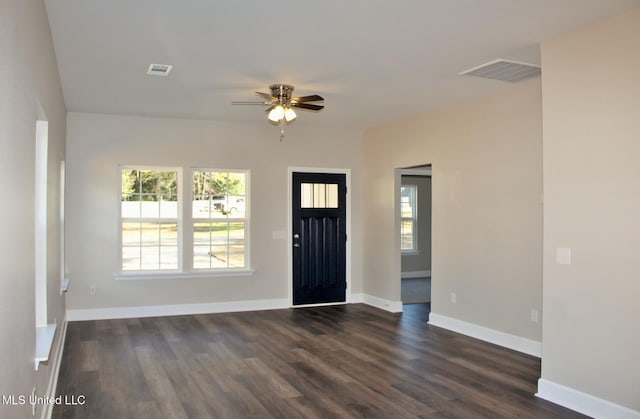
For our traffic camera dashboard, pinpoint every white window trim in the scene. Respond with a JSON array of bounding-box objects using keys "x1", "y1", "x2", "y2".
[{"x1": 116, "y1": 166, "x2": 252, "y2": 280}]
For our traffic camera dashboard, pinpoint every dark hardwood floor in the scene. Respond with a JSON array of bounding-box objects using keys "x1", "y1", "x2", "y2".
[{"x1": 52, "y1": 303, "x2": 585, "y2": 418}]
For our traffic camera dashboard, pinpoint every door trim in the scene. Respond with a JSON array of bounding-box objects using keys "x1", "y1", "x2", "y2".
[{"x1": 287, "y1": 167, "x2": 351, "y2": 308}]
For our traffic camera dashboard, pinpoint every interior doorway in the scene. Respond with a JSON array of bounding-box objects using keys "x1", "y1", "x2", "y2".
[{"x1": 399, "y1": 165, "x2": 432, "y2": 307}]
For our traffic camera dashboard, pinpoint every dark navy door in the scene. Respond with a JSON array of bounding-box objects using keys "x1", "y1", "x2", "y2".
[{"x1": 292, "y1": 172, "x2": 346, "y2": 305}]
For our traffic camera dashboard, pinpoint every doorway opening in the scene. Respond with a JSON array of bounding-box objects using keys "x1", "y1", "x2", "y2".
[{"x1": 398, "y1": 165, "x2": 432, "y2": 312}]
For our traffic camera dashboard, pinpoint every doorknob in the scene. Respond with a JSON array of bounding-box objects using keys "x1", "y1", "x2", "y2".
[
  {"x1": 293, "y1": 234, "x2": 299, "y2": 239},
  {"x1": 293, "y1": 243, "x2": 300, "y2": 247}
]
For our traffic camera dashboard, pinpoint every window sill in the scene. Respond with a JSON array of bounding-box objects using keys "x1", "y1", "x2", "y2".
[
  {"x1": 401, "y1": 250, "x2": 420, "y2": 256},
  {"x1": 35, "y1": 322, "x2": 57, "y2": 370},
  {"x1": 60, "y1": 277, "x2": 70, "y2": 295},
  {"x1": 113, "y1": 269, "x2": 255, "y2": 281}
]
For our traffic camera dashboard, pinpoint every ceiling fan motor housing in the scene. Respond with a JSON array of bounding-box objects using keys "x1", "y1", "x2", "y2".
[{"x1": 270, "y1": 84, "x2": 294, "y2": 104}]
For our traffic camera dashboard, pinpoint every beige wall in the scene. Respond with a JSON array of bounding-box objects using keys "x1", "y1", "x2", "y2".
[
  {"x1": 65, "y1": 113, "x2": 363, "y2": 310},
  {"x1": 0, "y1": 0, "x2": 67, "y2": 417},
  {"x1": 363, "y1": 80, "x2": 543, "y2": 341},
  {"x1": 541, "y1": 6, "x2": 640, "y2": 411}
]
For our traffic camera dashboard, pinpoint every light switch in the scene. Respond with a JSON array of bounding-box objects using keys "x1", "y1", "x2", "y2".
[{"x1": 556, "y1": 247, "x2": 571, "y2": 265}]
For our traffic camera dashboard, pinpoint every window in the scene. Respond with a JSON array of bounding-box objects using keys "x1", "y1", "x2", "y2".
[
  {"x1": 192, "y1": 170, "x2": 248, "y2": 269},
  {"x1": 119, "y1": 167, "x2": 249, "y2": 276},
  {"x1": 300, "y1": 182, "x2": 338, "y2": 208},
  {"x1": 400, "y1": 185, "x2": 417, "y2": 253},
  {"x1": 121, "y1": 168, "x2": 179, "y2": 271}
]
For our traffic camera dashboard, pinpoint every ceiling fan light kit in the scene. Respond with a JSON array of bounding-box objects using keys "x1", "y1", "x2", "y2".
[{"x1": 233, "y1": 84, "x2": 324, "y2": 141}]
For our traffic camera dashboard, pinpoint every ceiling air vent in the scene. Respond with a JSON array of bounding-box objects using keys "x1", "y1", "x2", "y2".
[
  {"x1": 459, "y1": 59, "x2": 540, "y2": 83},
  {"x1": 146, "y1": 64, "x2": 173, "y2": 76}
]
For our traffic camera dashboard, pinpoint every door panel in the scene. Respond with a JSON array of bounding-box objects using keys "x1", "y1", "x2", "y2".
[{"x1": 292, "y1": 172, "x2": 346, "y2": 305}]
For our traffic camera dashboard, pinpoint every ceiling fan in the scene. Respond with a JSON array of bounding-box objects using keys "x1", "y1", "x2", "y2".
[{"x1": 232, "y1": 84, "x2": 324, "y2": 140}]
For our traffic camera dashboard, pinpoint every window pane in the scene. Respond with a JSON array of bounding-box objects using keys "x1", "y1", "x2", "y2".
[
  {"x1": 122, "y1": 222, "x2": 141, "y2": 247},
  {"x1": 193, "y1": 246, "x2": 212, "y2": 269},
  {"x1": 159, "y1": 246, "x2": 178, "y2": 270},
  {"x1": 208, "y1": 245, "x2": 228, "y2": 268},
  {"x1": 226, "y1": 222, "x2": 245, "y2": 268},
  {"x1": 158, "y1": 171, "x2": 177, "y2": 195},
  {"x1": 400, "y1": 186, "x2": 416, "y2": 218},
  {"x1": 401, "y1": 220, "x2": 415, "y2": 251},
  {"x1": 193, "y1": 222, "x2": 211, "y2": 246},
  {"x1": 140, "y1": 195, "x2": 160, "y2": 218},
  {"x1": 193, "y1": 197, "x2": 211, "y2": 218},
  {"x1": 314, "y1": 183, "x2": 326, "y2": 207},
  {"x1": 301, "y1": 183, "x2": 338, "y2": 208},
  {"x1": 160, "y1": 223, "x2": 177, "y2": 246},
  {"x1": 140, "y1": 222, "x2": 160, "y2": 246},
  {"x1": 121, "y1": 194, "x2": 140, "y2": 218},
  {"x1": 301, "y1": 183, "x2": 313, "y2": 207},
  {"x1": 193, "y1": 221, "x2": 245, "y2": 269},
  {"x1": 139, "y1": 170, "x2": 158, "y2": 194},
  {"x1": 193, "y1": 171, "x2": 247, "y2": 219},
  {"x1": 122, "y1": 247, "x2": 141, "y2": 271},
  {"x1": 225, "y1": 196, "x2": 245, "y2": 217},
  {"x1": 227, "y1": 172, "x2": 245, "y2": 195},
  {"x1": 141, "y1": 246, "x2": 160, "y2": 270},
  {"x1": 159, "y1": 197, "x2": 177, "y2": 218},
  {"x1": 326, "y1": 184, "x2": 338, "y2": 208}
]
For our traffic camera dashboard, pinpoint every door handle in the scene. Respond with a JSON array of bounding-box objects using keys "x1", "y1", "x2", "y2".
[
  {"x1": 293, "y1": 243, "x2": 300, "y2": 247},
  {"x1": 293, "y1": 234, "x2": 299, "y2": 239}
]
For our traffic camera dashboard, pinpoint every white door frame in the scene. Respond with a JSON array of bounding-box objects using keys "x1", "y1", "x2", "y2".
[{"x1": 287, "y1": 167, "x2": 352, "y2": 308}]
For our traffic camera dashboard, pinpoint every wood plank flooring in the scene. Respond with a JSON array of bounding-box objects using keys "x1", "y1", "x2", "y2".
[{"x1": 52, "y1": 304, "x2": 585, "y2": 418}]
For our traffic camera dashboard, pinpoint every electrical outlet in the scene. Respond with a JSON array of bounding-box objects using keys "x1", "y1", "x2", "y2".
[
  {"x1": 450, "y1": 292, "x2": 457, "y2": 304},
  {"x1": 531, "y1": 309, "x2": 539, "y2": 323},
  {"x1": 89, "y1": 285, "x2": 96, "y2": 296}
]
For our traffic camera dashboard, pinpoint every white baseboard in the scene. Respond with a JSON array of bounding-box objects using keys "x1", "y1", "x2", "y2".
[
  {"x1": 66, "y1": 298, "x2": 289, "y2": 321},
  {"x1": 428, "y1": 312, "x2": 541, "y2": 357},
  {"x1": 351, "y1": 293, "x2": 403, "y2": 313},
  {"x1": 537, "y1": 379, "x2": 640, "y2": 419},
  {"x1": 42, "y1": 316, "x2": 68, "y2": 419},
  {"x1": 350, "y1": 293, "x2": 364, "y2": 304},
  {"x1": 401, "y1": 270, "x2": 431, "y2": 279}
]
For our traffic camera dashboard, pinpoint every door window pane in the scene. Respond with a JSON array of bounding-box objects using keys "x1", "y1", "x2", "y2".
[{"x1": 301, "y1": 183, "x2": 339, "y2": 208}]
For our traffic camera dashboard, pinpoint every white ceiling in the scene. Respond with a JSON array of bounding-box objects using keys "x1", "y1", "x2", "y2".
[{"x1": 44, "y1": 0, "x2": 640, "y2": 130}]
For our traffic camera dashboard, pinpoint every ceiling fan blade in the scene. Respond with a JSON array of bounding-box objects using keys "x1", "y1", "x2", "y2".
[
  {"x1": 232, "y1": 101, "x2": 269, "y2": 105},
  {"x1": 265, "y1": 104, "x2": 276, "y2": 112},
  {"x1": 290, "y1": 103, "x2": 324, "y2": 111},
  {"x1": 292, "y1": 94, "x2": 324, "y2": 103},
  {"x1": 255, "y1": 91, "x2": 274, "y2": 101}
]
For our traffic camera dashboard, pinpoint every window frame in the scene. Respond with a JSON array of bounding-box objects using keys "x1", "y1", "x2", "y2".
[
  {"x1": 116, "y1": 165, "x2": 253, "y2": 280},
  {"x1": 118, "y1": 166, "x2": 183, "y2": 275},
  {"x1": 400, "y1": 184, "x2": 418, "y2": 254},
  {"x1": 190, "y1": 168, "x2": 250, "y2": 272}
]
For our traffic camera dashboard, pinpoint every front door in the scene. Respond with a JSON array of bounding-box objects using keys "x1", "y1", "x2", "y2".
[{"x1": 292, "y1": 172, "x2": 347, "y2": 305}]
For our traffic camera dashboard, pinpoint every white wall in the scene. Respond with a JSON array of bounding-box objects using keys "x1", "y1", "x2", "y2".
[
  {"x1": 65, "y1": 112, "x2": 363, "y2": 312},
  {"x1": 363, "y1": 80, "x2": 543, "y2": 341},
  {"x1": 0, "y1": 0, "x2": 67, "y2": 417},
  {"x1": 540, "y1": 6, "x2": 640, "y2": 413}
]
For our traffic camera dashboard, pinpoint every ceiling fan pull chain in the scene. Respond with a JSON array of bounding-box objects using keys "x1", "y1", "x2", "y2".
[{"x1": 280, "y1": 120, "x2": 285, "y2": 141}]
